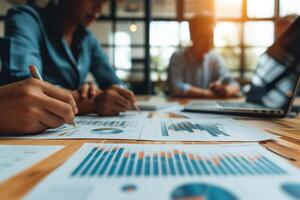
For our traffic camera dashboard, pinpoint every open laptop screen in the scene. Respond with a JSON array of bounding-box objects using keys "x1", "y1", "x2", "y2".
[{"x1": 246, "y1": 17, "x2": 300, "y2": 111}]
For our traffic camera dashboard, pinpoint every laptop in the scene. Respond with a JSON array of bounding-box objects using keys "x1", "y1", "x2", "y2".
[{"x1": 183, "y1": 17, "x2": 300, "y2": 118}]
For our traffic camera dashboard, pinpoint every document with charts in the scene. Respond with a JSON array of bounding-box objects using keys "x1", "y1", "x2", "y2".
[
  {"x1": 0, "y1": 145, "x2": 63, "y2": 182},
  {"x1": 14, "y1": 118, "x2": 275, "y2": 142},
  {"x1": 24, "y1": 143, "x2": 300, "y2": 200},
  {"x1": 142, "y1": 118, "x2": 276, "y2": 141},
  {"x1": 23, "y1": 117, "x2": 146, "y2": 140}
]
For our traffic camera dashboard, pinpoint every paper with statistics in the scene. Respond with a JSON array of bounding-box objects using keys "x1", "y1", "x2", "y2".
[
  {"x1": 25, "y1": 143, "x2": 300, "y2": 200},
  {"x1": 142, "y1": 118, "x2": 276, "y2": 141},
  {"x1": 26, "y1": 117, "x2": 145, "y2": 140},
  {"x1": 15, "y1": 118, "x2": 275, "y2": 141},
  {"x1": 0, "y1": 145, "x2": 63, "y2": 182}
]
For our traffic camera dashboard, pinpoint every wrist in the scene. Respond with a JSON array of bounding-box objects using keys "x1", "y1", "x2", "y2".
[{"x1": 70, "y1": 90, "x2": 96, "y2": 114}]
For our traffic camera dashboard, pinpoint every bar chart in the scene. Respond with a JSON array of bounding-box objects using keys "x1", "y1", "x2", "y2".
[
  {"x1": 70, "y1": 145, "x2": 287, "y2": 178},
  {"x1": 24, "y1": 144, "x2": 300, "y2": 200},
  {"x1": 161, "y1": 121, "x2": 229, "y2": 137},
  {"x1": 76, "y1": 119, "x2": 136, "y2": 129}
]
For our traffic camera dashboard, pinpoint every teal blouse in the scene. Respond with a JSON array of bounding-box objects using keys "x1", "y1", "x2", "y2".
[{"x1": 0, "y1": 3, "x2": 121, "y2": 90}]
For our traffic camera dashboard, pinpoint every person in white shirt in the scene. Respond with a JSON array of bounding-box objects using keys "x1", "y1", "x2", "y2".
[{"x1": 167, "y1": 14, "x2": 240, "y2": 98}]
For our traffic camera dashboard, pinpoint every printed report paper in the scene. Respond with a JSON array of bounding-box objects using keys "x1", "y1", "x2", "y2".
[
  {"x1": 0, "y1": 145, "x2": 63, "y2": 182},
  {"x1": 24, "y1": 143, "x2": 300, "y2": 200},
  {"x1": 12, "y1": 118, "x2": 275, "y2": 142}
]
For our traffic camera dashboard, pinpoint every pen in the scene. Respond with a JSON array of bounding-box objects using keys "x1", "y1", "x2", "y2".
[
  {"x1": 119, "y1": 85, "x2": 141, "y2": 113},
  {"x1": 28, "y1": 64, "x2": 77, "y2": 128}
]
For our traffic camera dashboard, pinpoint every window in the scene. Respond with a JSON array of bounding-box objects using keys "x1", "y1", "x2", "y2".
[
  {"x1": 247, "y1": 0, "x2": 275, "y2": 18},
  {"x1": 0, "y1": 0, "x2": 297, "y2": 94},
  {"x1": 215, "y1": 0, "x2": 243, "y2": 18},
  {"x1": 244, "y1": 22, "x2": 274, "y2": 46},
  {"x1": 280, "y1": 0, "x2": 300, "y2": 16},
  {"x1": 152, "y1": 0, "x2": 176, "y2": 18},
  {"x1": 214, "y1": 22, "x2": 241, "y2": 71},
  {"x1": 0, "y1": 22, "x2": 4, "y2": 37},
  {"x1": 184, "y1": 0, "x2": 214, "y2": 18},
  {"x1": 116, "y1": 0, "x2": 144, "y2": 17}
]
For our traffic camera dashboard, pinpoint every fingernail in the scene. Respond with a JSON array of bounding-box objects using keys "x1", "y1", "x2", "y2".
[{"x1": 75, "y1": 107, "x2": 78, "y2": 114}]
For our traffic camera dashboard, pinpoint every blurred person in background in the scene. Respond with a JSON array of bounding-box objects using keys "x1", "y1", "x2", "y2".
[{"x1": 167, "y1": 14, "x2": 240, "y2": 98}]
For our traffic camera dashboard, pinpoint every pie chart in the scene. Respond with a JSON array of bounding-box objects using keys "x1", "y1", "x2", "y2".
[
  {"x1": 282, "y1": 183, "x2": 300, "y2": 199},
  {"x1": 171, "y1": 183, "x2": 238, "y2": 200},
  {"x1": 121, "y1": 184, "x2": 138, "y2": 193}
]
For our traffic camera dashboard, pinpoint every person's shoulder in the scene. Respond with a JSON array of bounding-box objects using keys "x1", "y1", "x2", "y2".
[
  {"x1": 206, "y1": 50, "x2": 222, "y2": 60},
  {"x1": 170, "y1": 47, "x2": 189, "y2": 60},
  {"x1": 84, "y1": 29, "x2": 101, "y2": 46},
  {"x1": 6, "y1": 4, "x2": 42, "y2": 23}
]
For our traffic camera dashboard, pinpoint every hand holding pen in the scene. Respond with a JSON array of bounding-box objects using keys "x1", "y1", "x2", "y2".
[{"x1": 29, "y1": 65, "x2": 78, "y2": 127}]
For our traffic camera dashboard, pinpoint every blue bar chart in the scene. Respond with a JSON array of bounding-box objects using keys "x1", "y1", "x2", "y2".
[
  {"x1": 70, "y1": 146, "x2": 287, "y2": 178},
  {"x1": 76, "y1": 119, "x2": 134, "y2": 128},
  {"x1": 25, "y1": 144, "x2": 300, "y2": 200},
  {"x1": 161, "y1": 121, "x2": 229, "y2": 137}
]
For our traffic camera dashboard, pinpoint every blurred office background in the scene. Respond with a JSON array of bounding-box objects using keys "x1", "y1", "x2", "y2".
[{"x1": 0, "y1": 0, "x2": 299, "y2": 94}]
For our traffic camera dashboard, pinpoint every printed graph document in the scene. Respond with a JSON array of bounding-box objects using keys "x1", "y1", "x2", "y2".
[
  {"x1": 142, "y1": 118, "x2": 276, "y2": 141},
  {"x1": 15, "y1": 118, "x2": 275, "y2": 142},
  {"x1": 25, "y1": 143, "x2": 300, "y2": 200},
  {"x1": 24, "y1": 117, "x2": 146, "y2": 140},
  {"x1": 0, "y1": 145, "x2": 63, "y2": 182}
]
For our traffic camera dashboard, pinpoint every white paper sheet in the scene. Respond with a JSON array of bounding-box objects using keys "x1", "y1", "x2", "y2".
[
  {"x1": 142, "y1": 118, "x2": 276, "y2": 141},
  {"x1": 24, "y1": 143, "x2": 300, "y2": 200},
  {"x1": 11, "y1": 118, "x2": 275, "y2": 142},
  {"x1": 23, "y1": 117, "x2": 146, "y2": 140},
  {"x1": 0, "y1": 145, "x2": 64, "y2": 182}
]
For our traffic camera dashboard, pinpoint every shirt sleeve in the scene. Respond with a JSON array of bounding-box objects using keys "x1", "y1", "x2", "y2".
[
  {"x1": 89, "y1": 36, "x2": 122, "y2": 89},
  {"x1": 2, "y1": 6, "x2": 43, "y2": 83},
  {"x1": 211, "y1": 53, "x2": 238, "y2": 86},
  {"x1": 167, "y1": 52, "x2": 192, "y2": 96}
]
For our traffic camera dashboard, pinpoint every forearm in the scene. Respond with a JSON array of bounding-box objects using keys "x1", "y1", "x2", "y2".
[
  {"x1": 184, "y1": 86, "x2": 215, "y2": 98},
  {"x1": 226, "y1": 84, "x2": 240, "y2": 97},
  {"x1": 70, "y1": 91, "x2": 97, "y2": 115}
]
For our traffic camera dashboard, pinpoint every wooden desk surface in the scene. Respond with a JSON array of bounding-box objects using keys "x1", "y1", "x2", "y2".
[{"x1": 1, "y1": 97, "x2": 300, "y2": 200}]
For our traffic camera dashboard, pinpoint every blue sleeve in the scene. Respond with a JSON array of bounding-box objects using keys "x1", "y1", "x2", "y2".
[
  {"x1": 212, "y1": 53, "x2": 238, "y2": 86},
  {"x1": 2, "y1": 6, "x2": 43, "y2": 84},
  {"x1": 167, "y1": 52, "x2": 191, "y2": 96},
  {"x1": 89, "y1": 36, "x2": 122, "y2": 89}
]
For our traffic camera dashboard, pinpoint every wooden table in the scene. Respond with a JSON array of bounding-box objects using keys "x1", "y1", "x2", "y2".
[{"x1": 1, "y1": 97, "x2": 300, "y2": 200}]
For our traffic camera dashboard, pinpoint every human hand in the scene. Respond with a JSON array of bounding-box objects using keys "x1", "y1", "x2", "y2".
[
  {"x1": 79, "y1": 82, "x2": 101, "y2": 99},
  {"x1": 184, "y1": 86, "x2": 216, "y2": 99},
  {"x1": 94, "y1": 85, "x2": 136, "y2": 116},
  {"x1": 209, "y1": 82, "x2": 231, "y2": 98},
  {"x1": 0, "y1": 78, "x2": 77, "y2": 134}
]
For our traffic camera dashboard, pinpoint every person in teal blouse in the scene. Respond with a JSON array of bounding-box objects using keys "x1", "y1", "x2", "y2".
[{"x1": 0, "y1": 0, "x2": 136, "y2": 116}]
